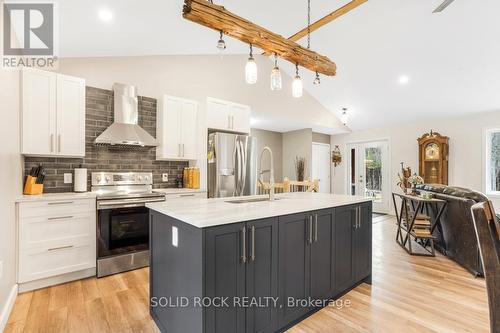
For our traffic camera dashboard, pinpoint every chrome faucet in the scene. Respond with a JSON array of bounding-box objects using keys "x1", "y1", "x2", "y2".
[{"x1": 259, "y1": 147, "x2": 275, "y2": 201}]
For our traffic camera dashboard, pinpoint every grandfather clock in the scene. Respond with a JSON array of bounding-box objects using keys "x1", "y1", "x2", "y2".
[{"x1": 418, "y1": 130, "x2": 449, "y2": 185}]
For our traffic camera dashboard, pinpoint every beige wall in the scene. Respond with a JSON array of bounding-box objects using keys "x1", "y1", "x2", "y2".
[
  {"x1": 313, "y1": 132, "x2": 331, "y2": 145},
  {"x1": 331, "y1": 110, "x2": 500, "y2": 211},
  {"x1": 57, "y1": 55, "x2": 342, "y2": 134},
  {"x1": 283, "y1": 129, "x2": 313, "y2": 180},
  {"x1": 0, "y1": 67, "x2": 22, "y2": 326},
  {"x1": 251, "y1": 128, "x2": 283, "y2": 181}
]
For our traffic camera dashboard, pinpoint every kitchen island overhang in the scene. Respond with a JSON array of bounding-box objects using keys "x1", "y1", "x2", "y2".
[{"x1": 147, "y1": 192, "x2": 373, "y2": 333}]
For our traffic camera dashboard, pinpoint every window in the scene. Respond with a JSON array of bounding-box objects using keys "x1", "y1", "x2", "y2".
[{"x1": 485, "y1": 128, "x2": 500, "y2": 195}]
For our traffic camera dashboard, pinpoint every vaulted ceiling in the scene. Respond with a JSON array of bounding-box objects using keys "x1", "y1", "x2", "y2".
[{"x1": 58, "y1": 0, "x2": 500, "y2": 131}]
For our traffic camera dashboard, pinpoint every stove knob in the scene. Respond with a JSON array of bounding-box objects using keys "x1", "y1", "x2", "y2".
[
  {"x1": 145, "y1": 176, "x2": 150, "y2": 182},
  {"x1": 138, "y1": 176, "x2": 143, "y2": 181},
  {"x1": 96, "y1": 176, "x2": 101, "y2": 182},
  {"x1": 105, "y1": 176, "x2": 110, "y2": 183}
]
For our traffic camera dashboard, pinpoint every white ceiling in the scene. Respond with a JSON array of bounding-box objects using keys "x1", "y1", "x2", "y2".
[{"x1": 56, "y1": 0, "x2": 500, "y2": 131}]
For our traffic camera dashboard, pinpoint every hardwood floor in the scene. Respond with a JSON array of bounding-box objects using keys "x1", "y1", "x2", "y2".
[{"x1": 5, "y1": 218, "x2": 489, "y2": 333}]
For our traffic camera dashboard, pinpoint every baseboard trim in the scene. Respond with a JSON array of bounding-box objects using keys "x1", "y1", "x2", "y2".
[
  {"x1": 0, "y1": 284, "x2": 18, "y2": 332},
  {"x1": 18, "y1": 268, "x2": 96, "y2": 293}
]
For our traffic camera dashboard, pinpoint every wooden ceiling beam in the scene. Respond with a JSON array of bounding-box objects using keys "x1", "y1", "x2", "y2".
[
  {"x1": 183, "y1": 0, "x2": 337, "y2": 76},
  {"x1": 288, "y1": 0, "x2": 367, "y2": 42}
]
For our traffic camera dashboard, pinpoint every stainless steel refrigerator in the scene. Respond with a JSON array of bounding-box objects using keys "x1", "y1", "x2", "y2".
[{"x1": 208, "y1": 132, "x2": 258, "y2": 198}]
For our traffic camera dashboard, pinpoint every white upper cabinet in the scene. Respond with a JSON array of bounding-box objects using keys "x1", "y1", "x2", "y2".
[
  {"x1": 56, "y1": 74, "x2": 86, "y2": 156},
  {"x1": 206, "y1": 97, "x2": 251, "y2": 134},
  {"x1": 21, "y1": 68, "x2": 85, "y2": 157},
  {"x1": 157, "y1": 95, "x2": 198, "y2": 160}
]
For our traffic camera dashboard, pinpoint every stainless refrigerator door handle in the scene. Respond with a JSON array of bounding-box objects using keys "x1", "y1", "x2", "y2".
[
  {"x1": 250, "y1": 225, "x2": 255, "y2": 261},
  {"x1": 314, "y1": 213, "x2": 318, "y2": 242},
  {"x1": 241, "y1": 227, "x2": 247, "y2": 264}
]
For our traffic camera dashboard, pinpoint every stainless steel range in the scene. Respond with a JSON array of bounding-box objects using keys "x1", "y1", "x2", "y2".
[{"x1": 92, "y1": 172, "x2": 165, "y2": 277}]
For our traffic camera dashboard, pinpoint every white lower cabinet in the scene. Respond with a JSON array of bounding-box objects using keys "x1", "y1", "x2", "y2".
[{"x1": 17, "y1": 198, "x2": 96, "y2": 284}]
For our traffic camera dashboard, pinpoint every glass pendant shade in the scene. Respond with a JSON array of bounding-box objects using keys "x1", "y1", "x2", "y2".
[
  {"x1": 292, "y1": 75, "x2": 303, "y2": 98},
  {"x1": 270, "y1": 66, "x2": 282, "y2": 90},
  {"x1": 216, "y1": 38, "x2": 226, "y2": 51},
  {"x1": 245, "y1": 57, "x2": 257, "y2": 84},
  {"x1": 313, "y1": 72, "x2": 321, "y2": 85}
]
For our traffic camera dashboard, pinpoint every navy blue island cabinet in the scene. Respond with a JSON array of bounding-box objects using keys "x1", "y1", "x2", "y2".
[{"x1": 149, "y1": 201, "x2": 372, "y2": 333}]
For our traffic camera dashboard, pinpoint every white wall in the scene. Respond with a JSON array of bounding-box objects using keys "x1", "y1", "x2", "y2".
[
  {"x1": 0, "y1": 67, "x2": 22, "y2": 327},
  {"x1": 283, "y1": 129, "x2": 313, "y2": 180},
  {"x1": 331, "y1": 110, "x2": 500, "y2": 211},
  {"x1": 57, "y1": 55, "x2": 342, "y2": 134}
]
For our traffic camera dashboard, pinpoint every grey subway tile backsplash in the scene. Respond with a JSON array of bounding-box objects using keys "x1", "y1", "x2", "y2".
[{"x1": 24, "y1": 86, "x2": 187, "y2": 193}]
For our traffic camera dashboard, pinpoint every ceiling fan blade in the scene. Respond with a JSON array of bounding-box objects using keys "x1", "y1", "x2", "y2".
[{"x1": 433, "y1": 0, "x2": 456, "y2": 13}]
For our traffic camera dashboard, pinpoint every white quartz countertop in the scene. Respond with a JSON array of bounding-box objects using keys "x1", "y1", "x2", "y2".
[
  {"x1": 16, "y1": 191, "x2": 97, "y2": 202},
  {"x1": 146, "y1": 192, "x2": 372, "y2": 228},
  {"x1": 153, "y1": 188, "x2": 206, "y2": 195}
]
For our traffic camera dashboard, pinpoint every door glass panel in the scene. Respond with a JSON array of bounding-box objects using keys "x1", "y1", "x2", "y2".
[{"x1": 364, "y1": 146, "x2": 383, "y2": 203}]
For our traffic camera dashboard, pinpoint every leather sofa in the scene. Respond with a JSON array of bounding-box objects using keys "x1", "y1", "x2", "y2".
[{"x1": 415, "y1": 184, "x2": 486, "y2": 276}]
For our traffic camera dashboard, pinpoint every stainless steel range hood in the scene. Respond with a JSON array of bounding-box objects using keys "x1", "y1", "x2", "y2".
[{"x1": 94, "y1": 83, "x2": 157, "y2": 148}]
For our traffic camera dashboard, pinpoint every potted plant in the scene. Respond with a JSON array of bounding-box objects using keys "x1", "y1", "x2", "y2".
[{"x1": 295, "y1": 156, "x2": 306, "y2": 182}]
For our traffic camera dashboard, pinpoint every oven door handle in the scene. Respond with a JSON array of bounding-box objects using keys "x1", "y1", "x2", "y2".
[{"x1": 97, "y1": 197, "x2": 165, "y2": 210}]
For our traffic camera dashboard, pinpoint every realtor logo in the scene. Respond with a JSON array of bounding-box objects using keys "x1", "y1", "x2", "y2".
[{"x1": 2, "y1": 2, "x2": 58, "y2": 69}]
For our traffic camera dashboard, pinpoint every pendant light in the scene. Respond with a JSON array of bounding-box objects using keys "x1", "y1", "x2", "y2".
[
  {"x1": 270, "y1": 54, "x2": 282, "y2": 91},
  {"x1": 340, "y1": 108, "x2": 349, "y2": 125},
  {"x1": 313, "y1": 71, "x2": 321, "y2": 85},
  {"x1": 216, "y1": 30, "x2": 226, "y2": 52},
  {"x1": 292, "y1": 64, "x2": 303, "y2": 98},
  {"x1": 245, "y1": 44, "x2": 257, "y2": 84}
]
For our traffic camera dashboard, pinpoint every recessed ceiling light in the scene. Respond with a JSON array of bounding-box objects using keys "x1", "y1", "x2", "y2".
[
  {"x1": 98, "y1": 9, "x2": 113, "y2": 22},
  {"x1": 398, "y1": 75, "x2": 410, "y2": 85}
]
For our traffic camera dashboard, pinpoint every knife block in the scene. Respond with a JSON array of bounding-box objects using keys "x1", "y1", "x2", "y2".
[{"x1": 24, "y1": 176, "x2": 44, "y2": 195}]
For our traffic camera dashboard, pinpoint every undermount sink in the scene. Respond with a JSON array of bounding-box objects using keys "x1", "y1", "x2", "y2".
[{"x1": 225, "y1": 197, "x2": 284, "y2": 204}]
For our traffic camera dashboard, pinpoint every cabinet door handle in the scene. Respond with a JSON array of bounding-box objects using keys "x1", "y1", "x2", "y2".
[
  {"x1": 58, "y1": 134, "x2": 61, "y2": 153},
  {"x1": 178, "y1": 143, "x2": 181, "y2": 157},
  {"x1": 48, "y1": 245, "x2": 74, "y2": 252},
  {"x1": 48, "y1": 201, "x2": 74, "y2": 205},
  {"x1": 308, "y1": 215, "x2": 313, "y2": 244},
  {"x1": 183, "y1": 143, "x2": 185, "y2": 157},
  {"x1": 228, "y1": 116, "x2": 231, "y2": 129},
  {"x1": 241, "y1": 227, "x2": 247, "y2": 264},
  {"x1": 231, "y1": 116, "x2": 234, "y2": 129},
  {"x1": 250, "y1": 225, "x2": 255, "y2": 261},
  {"x1": 50, "y1": 134, "x2": 54, "y2": 152},
  {"x1": 358, "y1": 206, "x2": 362, "y2": 229},
  {"x1": 47, "y1": 215, "x2": 73, "y2": 220},
  {"x1": 353, "y1": 207, "x2": 358, "y2": 230},
  {"x1": 179, "y1": 194, "x2": 195, "y2": 197},
  {"x1": 314, "y1": 213, "x2": 318, "y2": 243}
]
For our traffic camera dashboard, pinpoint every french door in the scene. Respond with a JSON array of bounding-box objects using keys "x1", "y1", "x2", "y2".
[{"x1": 346, "y1": 140, "x2": 390, "y2": 213}]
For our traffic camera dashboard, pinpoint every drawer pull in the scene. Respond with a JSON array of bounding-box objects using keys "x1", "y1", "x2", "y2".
[
  {"x1": 48, "y1": 201, "x2": 74, "y2": 205},
  {"x1": 180, "y1": 194, "x2": 195, "y2": 197},
  {"x1": 48, "y1": 245, "x2": 74, "y2": 252},
  {"x1": 47, "y1": 215, "x2": 74, "y2": 220}
]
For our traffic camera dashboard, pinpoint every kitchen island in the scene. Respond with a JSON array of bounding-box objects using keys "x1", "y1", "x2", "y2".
[{"x1": 147, "y1": 193, "x2": 372, "y2": 333}]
